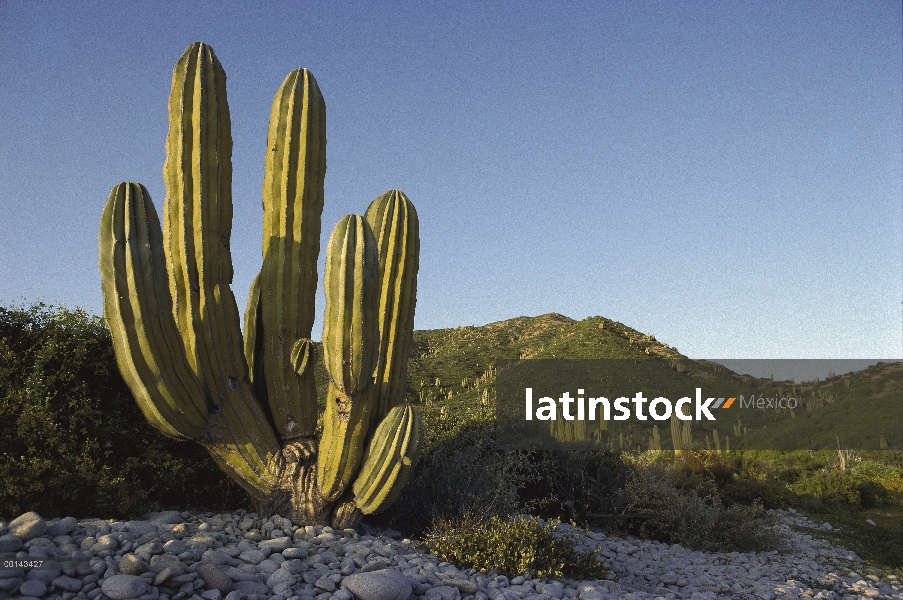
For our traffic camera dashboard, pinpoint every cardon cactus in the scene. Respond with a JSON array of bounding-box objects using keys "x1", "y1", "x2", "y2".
[{"x1": 97, "y1": 42, "x2": 423, "y2": 528}]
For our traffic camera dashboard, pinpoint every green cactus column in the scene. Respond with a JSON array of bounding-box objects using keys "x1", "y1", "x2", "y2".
[
  {"x1": 250, "y1": 68, "x2": 325, "y2": 440},
  {"x1": 160, "y1": 42, "x2": 281, "y2": 497},
  {"x1": 352, "y1": 404, "x2": 423, "y2": 513},
  {"x1": 317, "y1": 215, "x2": 380, "y2": 503},
  {"x1": 98, "y1": 182, "x2": 209, "y2": 441},
  {"x1": 329, "y1": 191, "x2": 422, "y2": 528},
  {"x1": 365, "y1": 190, "x2": 420, "y2": 431}
]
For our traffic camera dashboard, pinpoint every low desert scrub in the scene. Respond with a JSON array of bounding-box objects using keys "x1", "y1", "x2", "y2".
[
  {"x1": 423, "y1": 510, "x2": 609, "y2": 580},
  {"x1": 613, "y1": 452, "x2": 782, "y2": 552}
]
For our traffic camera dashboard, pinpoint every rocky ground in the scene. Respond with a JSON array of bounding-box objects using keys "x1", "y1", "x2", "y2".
[{"x1": 0, "y1": 507, "x2": 899, "y2": 600}]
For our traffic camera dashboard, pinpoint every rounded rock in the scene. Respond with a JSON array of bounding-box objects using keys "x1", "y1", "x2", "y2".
[
  {"x1": 7, "y1": 511, "x2": 48, "y2": 541},
  {"x1": 424, "y1": 585, "x2": 460, "y2": 600},
  {"x1": 102, "y1": 574, "x2": 149, "y2": 600},
  {"x1": 342, "y1": 569, "x2": 412, "y2": 600},
  {"x1": 233, "y1": 580, "x2": 269, "y2": 596},
  {"x1": 124, "y1": 520, "x2": 158, "y2": 536},
  {"x1": 446, "y1": 579, "x2": 477, "y2": 595},
  {"x1": 18, "y1": 579, "x2": 47, "y2": 597},
  {"x1": 91, "y1": 533, "x2": 119, "y2": 552},
  {"x1": 163, "y1": 539, "x2": 188, "y2": 554},
  {"x1": 24, "y1": 569, "x2": 59, "y2": 585},
  {"x1": 201, "y1": 549, "x2": 232, "y2": 565},
  {"x1": 45, "y1": 516, "x2": 79, "y2": 538},
  {"x1": 51, "y1": 575, "x2": 84, "y2": 592},
  {"x1": 196, "y1": 563, "x2": 235, "y2": 594},
  {"x1": 315, "y1": 574, "x2": 337, "y2": 592},
  {"x1": 267, "y1": 568, "x2": 294, "y2": 587},
  {"x1": 0, "y1": 534, "x2": 24, "y2": 553},
  {"x1": 118, "y1": 553, "x2": 148, "y2": 576}
]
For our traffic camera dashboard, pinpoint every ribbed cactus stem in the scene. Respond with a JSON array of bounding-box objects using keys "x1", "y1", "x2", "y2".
[
  {"x1": 243, "y1": 271, "x2": 264, "y2": 390},
  {"x1": 365, "y1": 190, "x2": 419, "y2": 430},
  {"x1": 321, "y1": 215, "x2": 380, "y2": 396},
  {"x1": 352, "y1": 405, "x2": 423, "y2": 514},
  {"x1": 255, "y1": 68, "x2": 325, "y2": 439},
  {"x1": 98, "y1": 182, "x2": 209, "y2": 441},
  {"x1": 163, "y1": 42, "x2": 233, "y2": 380},
  {"x1": 162, "y1": 42, "x2": 280, "y2": 494},
  {"x1": 317, "y1": 214, "x2": 379, "y2": 501}
]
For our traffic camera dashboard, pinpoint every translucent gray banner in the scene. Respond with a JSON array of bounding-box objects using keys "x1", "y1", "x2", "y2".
[{"x1": 495, "y1": 359, "x2": 902, "y2": 451}]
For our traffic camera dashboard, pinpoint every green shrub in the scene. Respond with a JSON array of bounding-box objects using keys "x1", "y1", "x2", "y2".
[
  {"x1": 768, "y1": 450, "x2": 838, "y2": 485},
  {"x1": 718, "y1": 476, "x2": 795, "y2": 510},
  {"x1": 855, "y1": 480, "x2": 892, "y2": 509},
  {"x1": 613, "y1": 458, "x2": 781, "y2": 552},
  {"x1": 423, "y1": 511, "x2": 609, "y2": 580},
  {"x1": 0, "y1": 303, "x2": 247, "y2": 520},
  {"x1": 673, "y1": 450, "x2": 739, "y2": 488},
  {"x1": 386, "y1": 421, "x2": 538, "y2": 534},
  {"x1": 792, "y1": 465, "x2": 893, "y2": 508},
  {"x1": 852, "y1": 460, "x2": 903, "y2": 492},
  {"x1": 521, "y1": 449, "x2": 627, "y2": 524}
]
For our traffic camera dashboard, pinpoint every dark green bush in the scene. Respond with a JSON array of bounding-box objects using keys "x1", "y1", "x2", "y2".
[
  {"x1": 423, "y1": 511, "x2": 609, "y2": 580},
  {"x1": 852, "y1": 459, "x2": 903, "y2": 492},
  {"x1": 613, "y1": 456, "x2": 781, "y2": 552},
  {"x1": 673, "y1": 450, "x2": 739, "y2": 488},
  {"x1": 791, "y1": 469, "x2": 864, "y2": 506},
  {"x1": 0, "y1": 303, "x2": 248, "y2": 520},
  {"x1": 520, "y1": 448, "x2": 627, "y2": 525},
  {"x1": 719, "y1": 477, "x2": 795, "y2": 510},
  {"x1": 385, "y1": 421, "x2": 538, "y2": 534},
  {"x1": 855, "y1": 480, "x2": 892, "y2": 509},
  {"x1": 787, "y1": 463, "x2": 896, "y2": 508}
]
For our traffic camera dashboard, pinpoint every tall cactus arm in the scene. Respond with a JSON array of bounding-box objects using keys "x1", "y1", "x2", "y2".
[
  {"x1": 258, "y1": 68, "x2": 325, "y2": 440},
  {"x1": 317, "y1": 214, "x2": 379, "y2": 501},
  {"x1": 162, "y1": 41, "x2": 234, "y2": 380},
  {"x1": 98, "y1": 182, "x2": 209, "y2": 441},
  {"x1": 364, "y1": 190, "x2": 419, "y2": 429},
  {"x1": 161, "y1": 41, "x2": 280, "y2": 493}
]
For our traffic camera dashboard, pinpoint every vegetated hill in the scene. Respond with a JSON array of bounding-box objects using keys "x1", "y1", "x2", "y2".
[
  {"x1": 394, "y1": 313, "x2": 902, "y2": 453},
  {"x1": 735, "y1": 361, "x2": 902, "y2": 452},
  {"x1": 309, "y1": 313, "x2": 683, "y2": 437},
  {"x1": 396, "y1": 313, "x2": 686, "y2": 447}
]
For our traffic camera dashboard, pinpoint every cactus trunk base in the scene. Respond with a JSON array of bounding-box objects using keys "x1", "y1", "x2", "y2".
[
  {"x1": 239, "y1": 439, "x2": 362, "y2": 528},
  {"x1": 331, "y1": 496, "x2": 364, "y2": 530}
]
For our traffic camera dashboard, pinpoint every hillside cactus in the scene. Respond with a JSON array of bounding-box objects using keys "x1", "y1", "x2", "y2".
[{"x1": 97, "y1": 42, "x2": 423, "y2": 528}]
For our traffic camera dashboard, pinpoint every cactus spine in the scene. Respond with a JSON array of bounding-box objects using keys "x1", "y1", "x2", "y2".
[{"x1": 98, "y1": 42, "x2": 422, "y2": 528}]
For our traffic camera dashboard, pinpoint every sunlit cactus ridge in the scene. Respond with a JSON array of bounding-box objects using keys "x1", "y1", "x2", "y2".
[{"x1": 97, "y1": 41, "x2": 422, "y2": 529}]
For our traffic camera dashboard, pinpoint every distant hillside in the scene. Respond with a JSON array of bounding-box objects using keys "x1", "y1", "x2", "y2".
[{"x1": 332, "y1": 312, "x2": 902, "y2": 453}]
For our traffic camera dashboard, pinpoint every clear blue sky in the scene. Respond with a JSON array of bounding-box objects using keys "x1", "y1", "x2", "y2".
[{"x1": 1, "y1": 1, "x2": 901, "y2": 366}]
